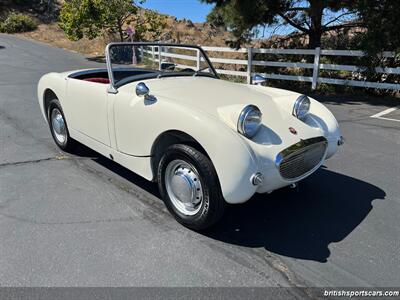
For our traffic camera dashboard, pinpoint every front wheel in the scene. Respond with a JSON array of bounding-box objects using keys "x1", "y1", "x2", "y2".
[
  {"x1": 157, "y1": 144, "x2": 226, "y2": 230},
  {"x1": 48, "y1": 98, "x2": 76, "y2": 152}
]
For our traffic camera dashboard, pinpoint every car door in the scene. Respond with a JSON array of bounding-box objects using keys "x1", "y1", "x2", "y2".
[{"x1": 65, "y1": 78, "x2": 111, "y2": 146}]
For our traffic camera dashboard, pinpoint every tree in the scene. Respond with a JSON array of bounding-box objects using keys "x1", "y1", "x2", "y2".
[
  {"x1": 202, "y1": 0, "x2": 361, "y2": 48},
  {"x1": 1, "y1": 0, "x2": 58, "y2": 20},
  {"x1": 354, "y1": 0, "x2": 400, "y2": 87},
  {"x1": 59, "y1": 0, "x2": 138, "y2": 42},
  {"x1": 128, "y1": 9, "x2": 166, "y2": 42},
  {"x1": 357, "y1": 0, "x2": 400, "y2": 56},
  {"x1": 59, "y1": 0, "x2": 159, "y2": 42},
  {"x1": 206, "y1": 5, "x2": 227, "y2": 29}
]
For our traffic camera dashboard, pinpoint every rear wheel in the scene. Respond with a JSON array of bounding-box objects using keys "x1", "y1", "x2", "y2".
[
  {"x1": 157, "y1": 144, "x2": 226, "y2": 230},
  {"x1": 48, "y1": 98, "x2": 76, "y2": 152}
]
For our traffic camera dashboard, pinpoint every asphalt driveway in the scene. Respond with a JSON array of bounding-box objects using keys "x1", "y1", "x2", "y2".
[{"x1": 0, "y1": 34, "x2": 399, "y2": 291}]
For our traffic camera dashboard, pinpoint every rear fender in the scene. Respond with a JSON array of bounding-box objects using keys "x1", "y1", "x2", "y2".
[{"x1": 37, "y1": 72, "x2": 68, "y2": 121}]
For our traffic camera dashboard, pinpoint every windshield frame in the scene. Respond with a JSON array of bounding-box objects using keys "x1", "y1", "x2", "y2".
[{"x1": 105, "y1": 42, "x2": 219, "y2": 93}]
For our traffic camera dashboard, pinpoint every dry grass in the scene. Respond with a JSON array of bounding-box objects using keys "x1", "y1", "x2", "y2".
[
  {"x1": 17, "y1": 23, "x2": 109, "y2": 56},
  {"x1": 16, "y1": 13, "x2": 234, "y2": 58}
]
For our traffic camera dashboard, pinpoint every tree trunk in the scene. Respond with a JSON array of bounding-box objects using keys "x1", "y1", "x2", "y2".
[
  {"x1": 117, "y1": 20, "x2": 124, "y2": 42},
  {"x1": 309, "y1": 30, "x2": 322, "y2": 49},
  {"x1": 308, "y1": 0, "x2": 324, "y2": 49},
  {"x1": 118, "y1": 29, "x2": 124, "y2": 42}
]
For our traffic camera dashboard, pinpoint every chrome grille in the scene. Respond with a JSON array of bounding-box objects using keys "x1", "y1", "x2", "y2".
[{"x1": 277, "y1": 137, "x2": 327, "y2": 180}]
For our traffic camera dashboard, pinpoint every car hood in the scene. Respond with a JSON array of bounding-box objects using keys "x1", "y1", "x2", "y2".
[
  {"x1": 140, "y1": 76, "x2": 323, "y2": 145},
  {"x1": 146, "y1": 76, "x2": 289, "y2": 109}
]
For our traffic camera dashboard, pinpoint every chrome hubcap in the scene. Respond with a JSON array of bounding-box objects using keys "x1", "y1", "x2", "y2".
[
  {"x1": 51, "y1": 108, "x2": 67, "y2": 145},
  {"x1": 165, "y1": 160, "x2": 203, "y2": 216}
]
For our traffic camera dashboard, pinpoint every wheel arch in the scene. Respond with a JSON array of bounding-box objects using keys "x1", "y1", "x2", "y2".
[
  {"x1": 43, "y1": 88, "x2": 58, "y2": 121},
  {"x1": 150, "y1": 130, "x2": 211, "y2": 181},
  {"x1": 148, "y1": 122, "x2": 259, "y2": 204}
]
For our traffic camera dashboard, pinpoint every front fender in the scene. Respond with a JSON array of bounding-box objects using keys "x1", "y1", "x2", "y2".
[
  {"x1": 249, "y1": 85, "x2": 341, "y2": 159},
  {"x1": 113, "y1": 87, "x2": 259, "y2": 203},
  {"x1": 305, "y1": 99, "x2": 341, "y2": 158}
]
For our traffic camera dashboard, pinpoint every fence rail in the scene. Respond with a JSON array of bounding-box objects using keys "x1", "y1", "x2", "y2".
[{"x1": 142, "y1": 45, "x2": 400, "y2": 90}]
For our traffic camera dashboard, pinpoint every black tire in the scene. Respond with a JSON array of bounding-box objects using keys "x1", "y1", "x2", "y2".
[
  {"x1": 47, "y1": 98, "x2": 76, "y2": 152},
  {"x1": 157, "y1": 144, "x2": 226, "y2": 230}
]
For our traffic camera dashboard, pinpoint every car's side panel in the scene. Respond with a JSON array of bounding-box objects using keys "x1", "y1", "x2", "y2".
[
  {"x1": 113, "y1": 85, "x2": 260, "y2": 204},
  {"x1": 70, "y1": 128, "x2": 153, "y2": 180},
  {"x1": 65, "y1": 78, "x2": 111, "y2": 146},
  {"x1": 37, "y1": 72, "x2": 153, "y2": 180},
  {"x1": 107, "y1": 93, "x2": 118, "y2": 149}
]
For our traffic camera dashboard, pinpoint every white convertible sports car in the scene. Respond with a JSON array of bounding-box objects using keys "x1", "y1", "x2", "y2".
[{"x1": 38, "y1": 42, "x2": 343, "y2": 230}]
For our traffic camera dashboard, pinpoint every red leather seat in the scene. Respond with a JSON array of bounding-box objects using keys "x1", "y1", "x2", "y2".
[{"x1": 83, "y1": 77, "x2": 110, "y2": 84}]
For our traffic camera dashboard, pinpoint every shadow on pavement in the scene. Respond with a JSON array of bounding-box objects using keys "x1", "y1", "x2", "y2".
[
  {"x1": 73, "y1": 144, "x2": 385, "y2": 263},
  {"x1": 204, "y1": 167, "x2": 385, "y2": 262},
  {"x1": 0, "y1": 45, "x2": 5, "y2": 49},
  {"x1": 74, "y1": 143, "x2": 160, "y2": 197}
]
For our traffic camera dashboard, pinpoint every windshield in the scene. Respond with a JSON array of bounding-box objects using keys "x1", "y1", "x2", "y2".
[{"x1": 106, "y1": 43, "x2": 218, "y2": 88}]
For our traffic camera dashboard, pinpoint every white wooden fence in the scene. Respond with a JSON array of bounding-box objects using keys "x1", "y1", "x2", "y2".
[{"x1": 142, "y1": 46, "x2": 400, "y2": 90}]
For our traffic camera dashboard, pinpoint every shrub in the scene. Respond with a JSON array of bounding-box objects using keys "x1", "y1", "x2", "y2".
[{"x1": 0, "y1": 13, "x2": 37, "y2": 33}]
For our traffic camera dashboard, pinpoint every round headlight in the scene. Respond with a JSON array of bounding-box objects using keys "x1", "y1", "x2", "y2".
[
  {"x1": 237, "y1": 105, "x2": 262, "y2": 138},
  {"x1": 293, "y1": 95, "x2": 310, "y2": 120}
]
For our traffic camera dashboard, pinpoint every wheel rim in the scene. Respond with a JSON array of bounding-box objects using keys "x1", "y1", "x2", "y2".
[
  {"x1": 165, "y1": 159, "x2": 204, "y2": 216},
  {"x1": 51, "y1": 108, "x2": 67, "y2": 145}
]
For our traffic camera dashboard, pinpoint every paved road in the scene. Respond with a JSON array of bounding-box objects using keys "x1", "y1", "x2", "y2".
[{"x1": 0, "y1": 34, "x2": 399, "y2": 291}]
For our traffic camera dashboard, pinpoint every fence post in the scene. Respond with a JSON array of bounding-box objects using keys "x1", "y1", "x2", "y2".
[
  {"x1": 152, "y1": 46, "x2": 155, "y2": 61},
  {"x1": 247, "y1": 47, "x2": 253, "y2": 84},
  {"x1": 312, "y1": 47, "x2": 321, "y2": 90},
  {"x1": 197, "y1": 49, "x2": 201, "y2": 70},
  {"x1": 158, "y1": 46, "x2": 162, "y2": 70}
]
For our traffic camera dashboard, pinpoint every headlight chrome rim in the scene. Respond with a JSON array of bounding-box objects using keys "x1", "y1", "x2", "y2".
[
  {"x1": 293, "y1": 95, "x2": 310, "y2": 120},
  {"x1": 237, "y1": 105, "x2": 262, "y2": 138}
]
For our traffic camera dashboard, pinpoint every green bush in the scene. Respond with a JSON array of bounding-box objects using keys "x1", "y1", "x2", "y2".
[{"x1": 0, "y1": 13, "x2": 37, "y2": 33}]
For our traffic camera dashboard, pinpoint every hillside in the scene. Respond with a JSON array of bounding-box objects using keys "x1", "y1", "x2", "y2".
[
  {"x1": 4, "y1": 3, "x2": 234, "y2": 57},
  {"x1": 2, "y1": 1, "x2": 362, "y2": 57}
]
